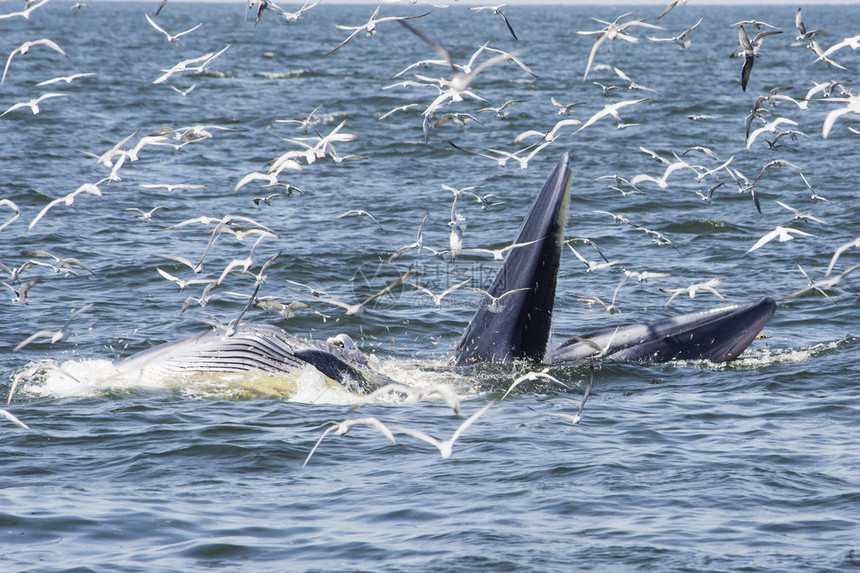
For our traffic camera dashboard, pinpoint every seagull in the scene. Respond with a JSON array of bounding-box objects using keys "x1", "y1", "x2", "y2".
[
  {"x1": 153, "y1": 45, "x2": 230, "y2": 84},
  {"x1": 502, "y1": 369, "x2": 569, "y2": 400},
  {"x1": 612, "y1": 66, "x2": 657, "y2": 92},
  {"x1": 752, "y1": 158, "x2": 803, "y2": 184},
  {"x1": 469, "y1": 5, "x2": 518, "y2": 40},
  {"x1": 657, "y1": 0, "x2": 687, "y2": 18},
  {"x1": 337, "y1": 209, "x2": 387, "y2": 233},
  {"x1": 726, "y1": 167, "x2": 764, "y2": 213},
  {"x1": 411, "y1": 278, "x2": 472, "y2": 306},
  {"x1": 816, "y1": 34, "x2": 860, "y2": 61},
  {"x1": 647, "y1": 16, "x2": 702, "y2": 49},
  {"x1": 460, "y1": 238, "x2": 543, "y2": 261},
  {"x1": 795, "y1": 8, "x2": 823, "y2": 42},
  {"x1": 528, "y1": 364, "x2": 595, "y2": 425},
  {"x1": 573, "y1": 97, "x2": 654, "y2": 133},
  {"x1": 35, "y1": 72, "x2": 97, "y2": 86},
  {"x1": 378, "y1": 102, "x2": 422, "y2": 121},
  {"x1": 447, "y1": 141, "x2": 545, "y2": 170},
  {"x1": 630, "y1": 154, "x2": 698, "y2": 189},
  {"x1": 594, "y1": 209, "x2": 637, "y2": 227},
  {"x1": 19, "y1": 249, "x2": 94, "y2": 276},
  {"x1": 1, "y1": 198, "x2": 20, "y2": 233},
  {"x1": 821, "y1": 94, "x2": 860, "y2": 139},
  {"x1": 476, "y1": 99, "x2": 525, "y2": 120},
  {"x1": 780, "y1": 262, "x2": 860, "y2": 303},
  {"x1": 733, "y1": 27, "x2": 783, "y2": 91},
  {"x1": 566, "y1": 243, "x2": 619, "y2": 272},
  {"x1": 577, "y1": 11, "x2": 664, "y2": 80},
  {"x1": 169, "y1": 84, "x2": 196, "y2": 96},
  {"x1": 216, "y1": 235, "x2": 272, "y2": 285},
  {"x1": 426, "y1": 112, "x2": 484, "y2": 142},
  {"x1": 349, "y1": 382, "x2": 461, "y2": 414},
  {"x1": 234, "y1": 171, "x2": 287, "y2": 193},
  {"x1": 154, "y1": 216, "x2": 262, "y2": 274},
  {"x1": 765, "y1": 129, "x2": 810, "y2": 150},
  {"x1": 27, "y1": 183, "x2": 101, "y2": 231},
  {"x1": 391, "y1": 402, "x2": 493, "y2": 459},
  {"x1": 274, "y1": 0, "x2": 320, "y2": 23},
  {"x1": 253, "y1": 298, "x2": 307, "y2": 319},
  {"x1": 622, "y1": 267, "x2": 671, "y2": 282},
  {"x1": 730, "y1": 19, "x2": 780, "y2": 31},
  {"x1": 399, "y1": 20, "x2": 525, "y2": 104},
  {"x1": 145, "y1": 13, "x2": 202, "y2": 43},
  {"x1": 464, "y1": 286, "x2": 532, "y2": 313},
  {"x1": 326, "y1": 6, "x2": 429, "y2": 56},
  {"x1": 482, "y1": 46, "x2": 538, "y2": 78},
  {"x1": 592, "y1": 81, "x2": 622, "y2": 97},
  {"x1": 2, "y1": 39, "x2": 68, "y2": 86},
  {"x1": 302, "y1": 417, "x2": 397, "y2": 467},
  {"x1": 825, "y1": 238, "x2": 860, "y2": 279},
  {"x1": 156, "y1": 268, "x2": 212, "y2": 291},
  {"x1": 123, "y1": 206, "x2": 169, "y2": 222},
  {"x1": 745, "y1": 226, "x2": 816, "y2": 255},
  {"x1": 13, "y1": 303, "x2": 95, "y2": 352},
  {"x1": 792, "y1": 263, "x2": 836, "y2": 305},
  {"x1": 391, "y1": 41, "x2": 491, "y2": 79},
  {"x1": 806, "y1": 36, "x2": 847, "y2": 70},
  {"x1": 746, "y1": 117, "x2": 799, "y2": 151},
  {"x1": 0, "y1": 0, "x2": 51, "y2": 22},
  {"x1": 775, "y1": 201, "x2": 827, "y2": 225},
  {"x1": 139, "y1": 183, "x2": 206, "y2": 193},
  {"x1": 660, "y1": 279, "x2": 725, "y2": 308},
  {"x1": 288, "y1": 265, "x2": 412, "y2": 316},
  {"x1": 696, "y1": 181, "x2": 725, "y2": 202},
  {"x1": 550, "y1": 96, "x2": 585, "y2": 115},
  {"x1": 594, "y1": 174, "x2": 642, "y2": 195},
  {"x1": 514, "y1": 118, "x2": 582, "y2": 144},
  {"x1": 4, "y1": 278, "x2": 39, "y2": 304},
  {"x1": 682, "y1": 145, "x2": 722, "y2": 161},
  {"x1": 1, "y1": 93, "x2": 67, "y2": 117},
  {"x1": 738, "y1": 25, "x2": 756, "y2": 92},
  {"x1": 275, "y1": 103, "x2": 323, "y2": 132},
  {"x1": 388, "y1": 213, "x2": 439, "y2": 261}
]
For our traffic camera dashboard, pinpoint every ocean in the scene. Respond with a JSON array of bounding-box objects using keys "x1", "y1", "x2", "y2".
[{"x1": 1, "y1": 2, "x2": 858, "y2": 571}]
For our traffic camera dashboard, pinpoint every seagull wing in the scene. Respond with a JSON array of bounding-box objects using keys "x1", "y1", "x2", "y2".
[
  {"x1": 498, "y1": 9, "x2": 518, "y2": 40},
  {"x1": 583, "y1": 34, "x2": 606, "y2": 81},
  {"x1": 13, "y1": 330, "x2": 58, "y2": 352},
  {"x1": 746, "y1": 229, "x2": 781, "y2": 254}
]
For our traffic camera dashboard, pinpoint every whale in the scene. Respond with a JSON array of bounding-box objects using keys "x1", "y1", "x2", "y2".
[{"x1": 118, "y1": 153, "x2": 775, "y2": 392}]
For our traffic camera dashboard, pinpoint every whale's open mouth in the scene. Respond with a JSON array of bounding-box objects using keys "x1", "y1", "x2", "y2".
[{"x1": 105, "y1": 153, "x2": 774, "y2": 392}]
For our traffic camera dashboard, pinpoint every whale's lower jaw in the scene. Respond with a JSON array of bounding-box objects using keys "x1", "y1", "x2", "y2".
[
  {"x1": 547, "y1": 297, "x2": 776, "y2": 365},
  {"x1": 114, "y1": 323, "x2": 391, "y2": 394}
]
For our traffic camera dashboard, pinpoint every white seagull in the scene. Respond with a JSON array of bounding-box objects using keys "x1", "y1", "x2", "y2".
[
  {"x1": 326, "y1": 6, "x2": 429, "y2": 56},
  {"x1": 577, "y1": 11, "x2": 664, "y2": 80},
  {"x1": 13, "y1": 303, "x2": 95, "y2": 352},
  {"x1": 392, "y1": 402, "x2": 494, "y2": 459},
  {"x1": 745, "y1": 226, "x2": 816, "y2": 255},
  {"x1": 303, "y1": 417, "x2": 397, "y2": 467},
  {"x1": 27, "y1": 183, "x2": 101, "y2": 231},
  {"x1": 145, "y1": 13, "x2": 202, "y2": 43},
  {"x1": 2, "y1": 38, "x2": 67, "y2": 86}
]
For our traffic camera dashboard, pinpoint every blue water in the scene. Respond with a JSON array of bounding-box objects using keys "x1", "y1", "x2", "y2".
[{"x1": 2, "y1": 2, "x2": 859, "y2": 571}]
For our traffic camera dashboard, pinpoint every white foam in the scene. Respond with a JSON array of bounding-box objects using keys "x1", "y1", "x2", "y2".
[{"x1": 11, "y1": 355, "x2": 472, "y2": 406}]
